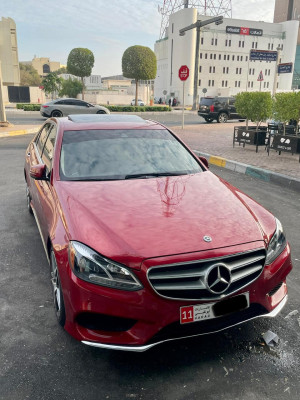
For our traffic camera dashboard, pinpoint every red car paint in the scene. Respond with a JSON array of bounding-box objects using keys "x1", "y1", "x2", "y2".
[{"x1": 24, "y1": 116, "x2": 292, "y2": 350}]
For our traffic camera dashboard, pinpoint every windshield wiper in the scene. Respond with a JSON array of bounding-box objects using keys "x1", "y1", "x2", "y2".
[{"x1": 125, "y1": 172, "x2": 187, "y2": 180}]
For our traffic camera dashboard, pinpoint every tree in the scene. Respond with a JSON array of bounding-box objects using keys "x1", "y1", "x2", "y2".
[
  {"x1": 273, "y1": 92, "x2": 300, "y2": 134},
  {"x1": 235, "y1": 92, "x2": 272, "y2": 131},
  {"x1": 122, "y1": 45, "x2": 157, "y2": 106},
  {"x1": 235, "y1": 92, "x2": 253, "y2": 130},
  {"x1": 54, "y1": 66, "x2": 68, "y2": 75},
  {"x1": 67, "y1": 48, "x2": 94, "y2": 100},
  {"x1": 19, "y1": 63, "x2": 42, "y2": 87},
  {"x1": 42, "y1": 72, "x2": 62, "y2": 100},
  {"x1": 59, "y1": 77, "x2": 83, "y2": 98}
]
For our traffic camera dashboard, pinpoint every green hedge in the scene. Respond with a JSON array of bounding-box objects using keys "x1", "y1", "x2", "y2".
[
  {"x1": 101, "y1": 105, "x2": 171, "y2": 112},
  {"x1": 23, "y1": 104, "x2": 41, "y2": 111},
  {"x1": 17, "y1": 103, "x2": 41, "y2": 110}
]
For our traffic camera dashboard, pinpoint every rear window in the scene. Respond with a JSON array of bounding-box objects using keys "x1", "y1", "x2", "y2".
[
  {"x1": 60, "y1": 129, "x2": 202, "y2": 181},
  {"x1": 200, "y1": 98, "x2": 214, "y2": 106}
]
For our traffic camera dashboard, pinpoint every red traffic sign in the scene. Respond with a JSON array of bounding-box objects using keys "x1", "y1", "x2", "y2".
[
  {"x1": 179, "y1": 65, "x2": 189, "y2": 81},
  {"x1": 257, "y1": 70, "x2": 264, "y2": 81}
]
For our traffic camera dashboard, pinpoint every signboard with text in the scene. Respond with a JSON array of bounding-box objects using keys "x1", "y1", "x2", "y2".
[
  {"x1": 226, "y1": 26, "x2": 263, "y2": 36},
  {"x1": 250, "y1": 50, "x2": 277, "y2": 62},
  {"x1": 278, "y1": 63, "x2": 293, "y2": 74}
]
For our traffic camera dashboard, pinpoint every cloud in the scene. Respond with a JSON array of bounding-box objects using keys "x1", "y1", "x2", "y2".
[{"x1": 232, "y1": 0, "x2": 275, "y2": 22}]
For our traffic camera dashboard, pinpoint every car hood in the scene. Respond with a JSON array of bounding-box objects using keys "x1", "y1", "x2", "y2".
[{"x1": 55, "y1": 172, "x2": 271, "y2": 269}]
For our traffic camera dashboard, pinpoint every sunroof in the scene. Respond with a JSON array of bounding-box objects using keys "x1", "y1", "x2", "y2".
[{"x1": 67, "y1": 114, "x2": 145, "y2": 123}]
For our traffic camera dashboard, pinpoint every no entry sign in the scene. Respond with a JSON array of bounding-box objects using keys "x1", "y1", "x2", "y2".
[{"x1": 179, "y1": 65, "x2": 189, "y2": 81}]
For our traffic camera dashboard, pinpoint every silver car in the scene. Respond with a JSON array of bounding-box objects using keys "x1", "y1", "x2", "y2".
[{"x1": 40, "y1": 98, "x2": 110, "y2": 118}]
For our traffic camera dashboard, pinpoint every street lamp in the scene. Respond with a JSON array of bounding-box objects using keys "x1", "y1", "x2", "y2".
[{"x1": 179, "y1": 16, "x2": 223, "y2": 111}]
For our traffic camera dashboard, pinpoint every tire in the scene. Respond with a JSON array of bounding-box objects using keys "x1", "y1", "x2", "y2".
[
  {"x1": 239, "y1": 119, "x2": 246, "y2": 122},
  {"x1": 26, "y1": 184, "x2": 33, "y2": 215},
  {"x1": 97, "y1": 110, "x2": 106, "y2": 114},
  {"x1": 217, "y1": 112, "x2": 228, "y2": 123},
  {"x1": 50, "y1": 250, "x2": 66, "y2": 327},
  {"x1": 204, "y1": 117, "x2": 213, "y2": 123},
  {"x1": 51, "y1": 110, "x2": 63, "y2": 118}
]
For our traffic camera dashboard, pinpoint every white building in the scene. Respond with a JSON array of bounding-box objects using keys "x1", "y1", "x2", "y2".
[
  {"x1": 154, "y1": 8, "x2": 299, "y2": 104},
  {"x1": 60, "y1": 73, "x2": 102, "y2": 90}
]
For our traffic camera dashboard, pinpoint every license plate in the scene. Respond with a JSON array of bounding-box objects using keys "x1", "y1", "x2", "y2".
[{"x1": 180, "y1": 293, "x2": 249, "y2": 324}]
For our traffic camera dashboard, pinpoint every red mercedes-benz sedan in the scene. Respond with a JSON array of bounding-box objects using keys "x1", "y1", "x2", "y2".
[{"x1": 24, "y1": 114, "x2": 292, "y2": 351}]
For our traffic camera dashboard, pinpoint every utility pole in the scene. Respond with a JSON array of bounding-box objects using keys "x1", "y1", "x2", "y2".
[
  {"x1": 0, "y1": 62, "x2": 7, "y2": 123},
  {"x1": 179, "y1": 16, "x2": 223, "y2": 110}
]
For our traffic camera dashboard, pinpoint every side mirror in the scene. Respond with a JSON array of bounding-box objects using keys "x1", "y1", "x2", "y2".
[
  {"x1": 30, "y1": 163, "x2": 48, "y2": 180},
  {"x1": 199, "y1": 156, "x2": 209, "y2": 169}
]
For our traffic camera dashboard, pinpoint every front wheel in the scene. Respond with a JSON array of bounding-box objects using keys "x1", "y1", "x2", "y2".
[
  {"x1": 97, "y1": 110, "x2": 106, "y2": 114},
  {"x1": 217, "y1": 112, "x2": 228, "y2": 123},
  {"x1": 50, "y1": 250, "x2": 66, "y2": 327},
  {"x1": 204, "y1": 117, "x2": 213, "y2": 123}
]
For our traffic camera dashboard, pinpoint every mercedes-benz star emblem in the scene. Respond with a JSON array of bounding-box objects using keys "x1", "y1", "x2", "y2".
[
  {"x1": 205, "y1": 263, "x2": 231, "y2": 294},
  {"x1": 203, "y1": 235, "x2": 212, "y2": 242}
]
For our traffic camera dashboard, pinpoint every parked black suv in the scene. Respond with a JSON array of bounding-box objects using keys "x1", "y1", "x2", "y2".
[{"x1": 198, "y1": 96, "x2": 244, "y2": 123}]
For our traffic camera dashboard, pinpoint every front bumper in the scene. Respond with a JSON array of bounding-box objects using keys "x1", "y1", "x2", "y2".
[
  {"x1": 82, "y1": 294, "x2": 287, "y2": 352},
  {"x1": 58, "y1": 244, "x2": 292, "y2": 351}
]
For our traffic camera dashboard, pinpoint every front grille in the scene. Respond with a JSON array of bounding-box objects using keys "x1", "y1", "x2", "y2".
[{"x1": 147, "y1": 248, "x2": 266, "y2": 301}]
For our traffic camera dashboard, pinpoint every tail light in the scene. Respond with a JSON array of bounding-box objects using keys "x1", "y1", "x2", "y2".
[
  {"x1": 210, "y1": 105, "x2": 214, "y2": 112},
  {"x1": 42, "y1": 105, "x2": 49, "y2": 108}
]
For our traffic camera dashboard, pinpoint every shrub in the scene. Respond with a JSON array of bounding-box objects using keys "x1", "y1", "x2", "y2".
[{"x1": 23, "y1": 104, "x2": 41, "y2": 111}]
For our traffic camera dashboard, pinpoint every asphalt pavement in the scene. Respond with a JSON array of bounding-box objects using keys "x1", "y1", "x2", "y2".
[{"x1": 1, "y1": 134, "x2": 300, "y2": 400}]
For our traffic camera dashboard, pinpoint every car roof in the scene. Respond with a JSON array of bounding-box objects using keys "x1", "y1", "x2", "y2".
[{"x1": 56, "y1": 114, "x2": 165, "y2": 131}]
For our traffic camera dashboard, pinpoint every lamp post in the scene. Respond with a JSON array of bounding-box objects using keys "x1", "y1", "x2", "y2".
[
  {"x1": 179, "y1": 16, "x2": 223, "y2": 111},
  {"x1": 273, "y1": 45, "x2": 281, "y2": 96}
]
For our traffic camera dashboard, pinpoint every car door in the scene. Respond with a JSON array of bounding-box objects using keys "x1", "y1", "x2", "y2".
[
  {"x1": 27, "y1": 123, "x2": 52, "y2": 236},
  {"x1": 38, "y1": 123, "x2": 58, "y2": 242},
  {"x1": 69, "y1": 99, "x2": 90, "y2": 114}
]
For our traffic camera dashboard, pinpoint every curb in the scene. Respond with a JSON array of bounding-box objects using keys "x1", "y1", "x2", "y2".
[
  {"x1": 194, "y1": 150, "x2": 300, "y2": 192},
  {"x1": 0, "y1": 127, "x2": 38, "y2": 139}
]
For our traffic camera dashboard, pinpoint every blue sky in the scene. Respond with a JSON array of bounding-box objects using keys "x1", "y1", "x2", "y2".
[{"x1": 2, "y1": 0, "x2": 275, "y2": 77}]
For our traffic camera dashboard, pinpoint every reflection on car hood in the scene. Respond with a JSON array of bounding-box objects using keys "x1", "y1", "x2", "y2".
[{"x1": 55, "y1": 172, "x2": 270, "y2": 268}]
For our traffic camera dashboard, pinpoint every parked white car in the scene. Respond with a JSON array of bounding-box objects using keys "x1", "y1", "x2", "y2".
[{"x1": 131, "y1": 99, "x2": 145, "y2": 106}]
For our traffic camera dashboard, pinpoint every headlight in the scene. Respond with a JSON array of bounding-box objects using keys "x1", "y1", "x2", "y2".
[
  {"x1": 68, "y1": 241, "x2": 143, "y2": 291},
  {"x1": 265, "y1": 218, "x2": 287, "y2": 265}
]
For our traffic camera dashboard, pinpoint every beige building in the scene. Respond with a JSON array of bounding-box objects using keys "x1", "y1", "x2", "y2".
[
  {"x1": 31, "y1": 57, "x2": 60, "y2": 76},
  {"x1": 0, "y1": 17, "x2": 20, "y2": 85}
]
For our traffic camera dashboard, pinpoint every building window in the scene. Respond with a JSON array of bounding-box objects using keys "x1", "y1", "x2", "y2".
[
  {"x1": 226, "y1": 67, "x2": 229, "y2": 73},
  {"x1": 214, "y1": 54, "x2": 216, "y2": 60},
  {"x1": 222, "y1": 80, "x2": 224, "y2": 87},
  {"x1": 239, "y1": 40, "x2": 241, "y2": 47},
  {"x1": 241, "y1": 56, "x2": 243, "y2": 61},
  {"x1": 225, "y1": 39, "x2": 228, "y2": 46},
  {"x1": 236, "y1": 67, "x2": 238, "y2": 74},
  {"x1": 200, "y1": 53, "x2": 202, "y2": 59},
  {"x1": 268, "y1": 43, "x2": 270, "y2": 50},
  {"x1": 212, "y1": 80, "x2": 214, "y2": 87},
  {"x1": 251, "y1": 82, "x2": 254, "y2": 88},
  {"x1": 229, "y1": 40, "x2": 231, "y2": 47},
  {"x1": 267, "y1": 82, "x2": 269, "y2": 88},
  {"x1": 264, "y1": 82, "x2": 266, "y2": 88},
  {"x1": 237, "y1": 55, "x2": 240, "y2": 61},
  {"x1": 246, "y1": 56, "x2": 248, "y2": 61},
  {"x1": 235, "y1": 81, "x2": 237, "y2": 87},
  {"x1": 211, "y1": 38, "x2": 214, "y2": 45},
  {"x1": 227, "y1": 55, "x2": 229, "y2": 60},
  {"x1": 172, "y1": 23, "x2": 174, "y2": 33},
  {"x1": 205, "y1": 53, "x2": 208, "y2": 59},
  {"x1": 199, "y1": 79, "x2": 201, "y2": 86},
  {"x1": 238, "y1": 81, "x2": 241, "y2": 87},
  {"x1": 209, "y1": 66, "x2": 212, "y2": 73},
  {"x1": 271, "y1": 43, "x2": 274, "y2": 50},
  {"x1": 223, "y1": 66, "x2": 226, "y2": 73},
  {"x1": 248, "y1": 81, "x2": 250, "y2": 88},
  {"x1": 224, "y1": 54, "x2": 226, "y2": 60},
  {"x1": 219, "y1": 54, "x2": 221, "y2": 60},
  {"x1": 232, "y1": 55, "x2": 235, "y2": 61},
  {"x1": 43, "y1": 64, "x2": 50, "y2": 74},
  {"x1": 239, "y1": 68, "x2": 242, "y2": 74},
  {"x1": 208, "y1": 80, "x2": 211, "y2": 86},
  {"x1": 201, "y1": 37, "x2": 204, "y2": 45},
  {"x1": 215, "y1": 38, "x2": 218, "y2": 45},
  {"x1": 225, "y1": 80, "x2": 228, "y2": 87},
  {"x1": 199, "y1": 66, "x2": 202, "y2": 73},
  {"x1": 213, "y1": 66, "x2": 215, "y2": 73},
  {"x1": 210, "y1": 53, "x2": 213, "y2": 59}
]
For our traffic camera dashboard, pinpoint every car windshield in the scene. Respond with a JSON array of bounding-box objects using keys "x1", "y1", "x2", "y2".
[{"x1": 60, "y1": 129, "x2": 202, "y2": 181}]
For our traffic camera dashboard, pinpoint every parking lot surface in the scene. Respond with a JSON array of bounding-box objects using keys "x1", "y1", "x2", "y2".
[{"x1": 0, "y1": 134, "x2": 300, "y2": 400}]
